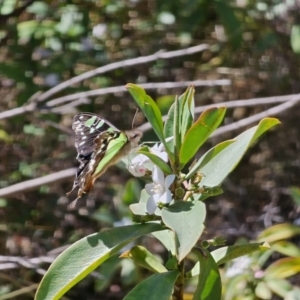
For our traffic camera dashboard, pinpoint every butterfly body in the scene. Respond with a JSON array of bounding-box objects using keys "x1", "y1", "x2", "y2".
[{"x1": 67, "y1": 113, "x2": 142, "y2": 206}]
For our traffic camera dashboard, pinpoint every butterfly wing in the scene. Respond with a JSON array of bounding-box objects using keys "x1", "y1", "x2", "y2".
[
  {"x1": 72, "y1": 113, "x2": 119, "y2": 156},
  {"x1": 67, "y1": 113, "x2": 130, "y2": 206}
]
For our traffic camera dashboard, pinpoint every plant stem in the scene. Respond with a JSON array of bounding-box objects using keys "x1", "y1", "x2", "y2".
[{"x1": 172, "y1": 260, "x2": 184, "y2": 300}]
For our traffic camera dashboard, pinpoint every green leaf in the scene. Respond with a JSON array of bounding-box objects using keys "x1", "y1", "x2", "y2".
[
  {"x1": 162, "y1": 201, "x2": 206, "y2": 262},
  {"x1": 186, "y1": 139, "x2": 235, "y2": 180},
  {"x1": 179, "y1": 107, "x2": 226, "y2": 166},
  {"x1": 291, "y1": 25, "x2": 300, "y2": 54},
  {"x1": 266, "y1": 278, "x2": 293, "y2": 298},
  {"x1": 187, "y1": 242, "x2": 269, "y2": 278},
  {"x1": 130, "y1": 189, "x2": 150, "y2": 217},
  {"x1": 173, "y1": 96, "x2": 181, "y2": 157},
  {"x1": 198, "y1": 118, "x2": 280, "y2": 188},
  {"x1": 258, "y1": 223, "x2": 300, "y2": 243},
  {"x1": 272, "y1": 241, "x2": 300, "y2": 257},
  {"x1": 27, "y1": 2, "x2": 50, "y2": 16},
  {"x1": 152, "y1": 229, "x2": 177, "y2": 256},
  {"x1": 163, "y1": 86, "x2": 195, "y2": 157},
  {"x1": 126, "y1": 84, "x2": 164, "y2": 142},
  {"x1": 255, "y1": 281, "x2": 272, "y2": 299},
  {"x1": 178, "y1": 86, "x2": 195, "y2": 142},
  {"x1": 152, "y1": 229, "x2": 176, "y2": 256},
  {"x1": 192, "y1": 248, "x2": 222, "y2": 300},
  {"x1": 35, "y1": 223, "x2": 164, "y2": 300},
  {"x1": 122, "y1": 178, "x2": 142, "y2": 205},
  {"x1": 137, "y1": 149, "x2": 172, "y2": 174},
  {"x1": 121, "y1": 245, "x2": 168, "y2": 273},
  {"x1": 223, "y1": 274, "x2": 248, "y2": 300},
  {"x1": 265, "y1": 257, "x2": 300, "y2": 279},
  {"x1": 17, "y1": 20, "x2": 39, "y2": 40},
  {"x1": 164, "y1": 97, "x2": 176, "y2": 152},
  {"x1": 212, "y1": 243, "x2": 269, "y2": 266},
  {"x1": 124, "y1": 270, "x2": 180, "y2": 300}
]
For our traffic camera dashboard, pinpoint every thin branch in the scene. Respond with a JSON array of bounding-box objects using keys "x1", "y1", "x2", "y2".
[
  {"x1": 35, "y1": 44, "x2": 209, "y2": 102},
  {"x1": 45, "y1": 79, "x2": 231, "y2": 108},
  {"x1": 0, "y1": 168, "x2": 76, "y2": 198},
  {"x1": 212, "y1": 94, "x2": 300, "y2": 137},
  {"x1": 0, "y1": 284, "x2": 39, "y2": 300},
  {"x1": 195, "y1": 93, "x2": 300, "y2": 114}
]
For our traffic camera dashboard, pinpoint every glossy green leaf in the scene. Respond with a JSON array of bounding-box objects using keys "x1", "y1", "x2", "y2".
[
  {"x1": 178, "y1": 86, "x2": 195, "y2": 143},
  {"x1": 187, "y1": 242, "x2": 269, "y2": 278},
  {"x1": 186, "y1": 139, "x2": 235, "y2": 180},
  {"x1": 265, "y1": 257, "x2": 300, "y2": 279},
  {"x1": 258, "y1": 223, "x2": 300, "y2": 243},
  {"x1": 162, "y1": 201, "x2": 206, "y2": 262},
  {"x1": 179, "y1": 107, "x2": 226, "y2": 166},
  {"x1": 152, "y1": 229, "x2": 176, "y2": 256},
  {"x1": 192, "y1": 248, "x2": 222, "y2": 300},
  {"x1": 126, "y1": 84, "x2": 164, "y2": 142},
  {"x1": 164, "y1": 86, "x2": 195, "y2": 157},
  {"x1": 164, "y1": 97, "x2": 176, "y2": 152},
  {"x1": 137, "y1": 150, "x2": 172, "y2": 174},
  {"x1": 124, "y1": 270, "x2": 180, "y2": 300},
  {"x1": 35, "y1": 223, "x2": 164, "y2": 300},
  {"x1": 122, "y1": 245, "x2": 168, "y2": 273},
  {"x1": 173, "y1": 96, "x2": 181, "y2": 157},
  {"x1": 199, "y1": 118, "x2": 280, "y2": 188}
]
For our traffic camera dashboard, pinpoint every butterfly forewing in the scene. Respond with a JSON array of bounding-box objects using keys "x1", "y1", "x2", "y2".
[
  {"x1": 67, "y1": 113, "x2": 141, "y2": 207},
  {"x1": 72, "y1": 113, "x2": 119, "y2": 156}
]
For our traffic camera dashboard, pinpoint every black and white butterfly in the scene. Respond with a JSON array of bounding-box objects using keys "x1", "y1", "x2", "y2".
[{"x1": 67, "y1": 113, "x2": 142, "y2": 207}]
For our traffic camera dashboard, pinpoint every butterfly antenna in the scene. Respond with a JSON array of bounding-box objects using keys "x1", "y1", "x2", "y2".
[{"x1": 132, "y1": 106, "x2": 139, "y2": 130}]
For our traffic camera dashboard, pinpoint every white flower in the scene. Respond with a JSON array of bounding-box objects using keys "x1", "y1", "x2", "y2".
[
  {"x1": 127, "y1": 141, "x2": 170, "y2": 177},
  {"x1": 145, "y1": 166, "x2": 175, "y2": 214},
  {"x1": 128, "y1": 154, "x2": 149, "y2": 177},
  {"x1": 150, "y1": 142, "x2": 168, "y2": 162}
]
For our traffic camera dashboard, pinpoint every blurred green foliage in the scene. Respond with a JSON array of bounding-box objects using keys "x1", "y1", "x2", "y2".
[{"x1": 1, "y1": 0, "x2": 300, "y2": 299}]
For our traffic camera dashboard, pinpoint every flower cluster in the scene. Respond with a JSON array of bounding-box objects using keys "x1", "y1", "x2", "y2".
[{"x1": 128, "y1": 142, "x2": 175, "y2": 214}]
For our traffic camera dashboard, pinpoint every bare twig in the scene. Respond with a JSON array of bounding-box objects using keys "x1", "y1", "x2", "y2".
[
  {"x1": 45, "y1": 79, "x2": 231, "y2": 108},
  {"x1": 36, "y1": 44, "x2": 209, "y2": 102},
  {"x1": 0, "y1": 284, "x2": 39, "y2": 300},
  {"x1": 211, "y1": 94, "x2": 300, "y2": 137},
  {"x1": 0, "y1": 168, "x2": 76, "y2": 198}
]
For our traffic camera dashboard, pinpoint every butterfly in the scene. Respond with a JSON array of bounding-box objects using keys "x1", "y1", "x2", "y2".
[{"x1": 67, "y1": 113, "x2": 143, "y2": 207}]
